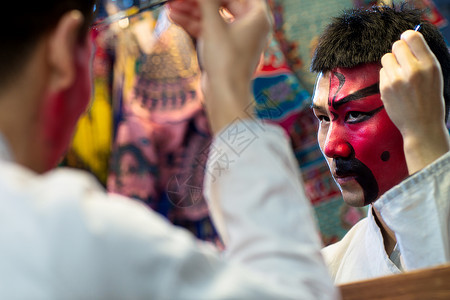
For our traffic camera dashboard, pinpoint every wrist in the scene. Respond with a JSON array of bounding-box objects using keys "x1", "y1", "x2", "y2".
[
  {"x1": 402, "y1": 125, "x2": 450, "y2": 174},
  {"x1": 205, "y1": 88, "x2": 255, "y2": 135}
]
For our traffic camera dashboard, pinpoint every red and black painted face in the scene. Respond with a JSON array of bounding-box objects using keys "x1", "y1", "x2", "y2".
[{"x1": 312, "y1": 64, "x2": 408, "y2": 206}]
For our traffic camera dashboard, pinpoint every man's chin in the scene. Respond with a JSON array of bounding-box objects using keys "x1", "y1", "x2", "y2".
[{"x1": 338, "y1": 181, "x2": 367, "y2": 207}]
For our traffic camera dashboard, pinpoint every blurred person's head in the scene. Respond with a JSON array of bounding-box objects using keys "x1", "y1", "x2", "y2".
[
  {"x1": 0, "y1": 0, "x2": 96, "y2": 172},
  {"x1": 310, "y1": 4, "x2": 450, "y2": 207}
]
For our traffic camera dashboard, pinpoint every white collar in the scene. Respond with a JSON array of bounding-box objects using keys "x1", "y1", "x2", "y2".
[{"x1": 0, "y1": 132, "x2": 14, "y2": 162}]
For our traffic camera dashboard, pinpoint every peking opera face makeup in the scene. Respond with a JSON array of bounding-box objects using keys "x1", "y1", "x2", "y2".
[{"x1": 312, "y1": 63, "x2": 409, "y2": 207}]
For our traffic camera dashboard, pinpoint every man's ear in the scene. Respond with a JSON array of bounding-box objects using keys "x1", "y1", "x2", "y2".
[{"x1": 47, "y1": 10, "x2": 85, "y2": 93}]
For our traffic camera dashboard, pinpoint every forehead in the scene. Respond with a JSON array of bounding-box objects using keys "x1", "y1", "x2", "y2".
[
  {"x1": 330, "y1": 63, "x2": 381, "y2": 99},
  {"x1": 312, "y1": 63, "x2": 381, "y2": 108}
]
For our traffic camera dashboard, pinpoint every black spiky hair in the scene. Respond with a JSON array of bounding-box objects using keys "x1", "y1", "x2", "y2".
[{"x1": 310, "y1": 3, "x2": 450, "y2": 121}]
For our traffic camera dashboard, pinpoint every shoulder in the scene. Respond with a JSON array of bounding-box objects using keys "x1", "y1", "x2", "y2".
[{"x1": 0, "y1": 162, "x2": 180, "y2": 258}]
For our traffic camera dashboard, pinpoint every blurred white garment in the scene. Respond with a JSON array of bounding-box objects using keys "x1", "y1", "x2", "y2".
[{"x1": 0, "y1": 123, "x2": 338, "y2": 299}]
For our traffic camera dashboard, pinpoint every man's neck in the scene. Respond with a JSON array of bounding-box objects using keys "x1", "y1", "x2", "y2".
[
  {"x1": 372, "y1": 206, "x2": 397, "y2": 256},
  {"x1": 0, "y1": 42, "x2": 51, "y2": 173},
  {"x1": 0, "y1": 88, "x2": 39, "y2": 171}
]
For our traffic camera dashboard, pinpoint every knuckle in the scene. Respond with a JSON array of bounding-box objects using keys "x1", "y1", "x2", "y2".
[
  {"x1": 404, "y1": 31, "x2": 420, "y2": 43},
  {"x1": 391, "y1": 40, "x2": 403, "y2": 52},
  {"x1": 426, "y1": 61, "x2": 441, "y2": 75},
  {"x1": 381, "y1": 54, "x2": 390, "y2": 66}
]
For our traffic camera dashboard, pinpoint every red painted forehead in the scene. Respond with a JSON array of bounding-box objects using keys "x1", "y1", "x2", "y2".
[{"x1": 329, "y1": 63, "x2": 381, "y2": 105}]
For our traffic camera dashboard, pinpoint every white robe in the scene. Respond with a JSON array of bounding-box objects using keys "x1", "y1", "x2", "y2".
[{"x1": 322, "y1": 151, "x2": 450, "y2": 284}]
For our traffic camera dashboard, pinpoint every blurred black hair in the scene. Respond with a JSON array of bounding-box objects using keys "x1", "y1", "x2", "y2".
[{"x1": 0, "y1": 0, "x2": 96, "y2": 86}]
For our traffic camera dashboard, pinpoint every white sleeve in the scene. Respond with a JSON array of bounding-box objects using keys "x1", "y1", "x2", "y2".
[
  {"x1": 374, "y1": 151, "x2": 450, "y2": 270},
  {"x1": 79, "y1": 192, "x2": 336, "y2": 300},
  {"x1": 204, "y1": 119, "x2": 338, "y2": 299}
]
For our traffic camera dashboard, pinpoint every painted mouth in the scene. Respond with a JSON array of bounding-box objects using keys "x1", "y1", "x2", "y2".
[
  {"x1": 333, "y1": 157, "x2": 380, "y2": 205},
  {"x1": 333, "y1": 173, "x2": 357, "y2": 184}
]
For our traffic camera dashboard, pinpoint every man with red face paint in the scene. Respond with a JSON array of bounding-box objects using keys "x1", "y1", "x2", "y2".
[
  {"x1": 0, "y1": 0, "x2": 338, "y2": 298},
  {"x1": 311, "y1": 5, "x2": 450, "y2": 283}
]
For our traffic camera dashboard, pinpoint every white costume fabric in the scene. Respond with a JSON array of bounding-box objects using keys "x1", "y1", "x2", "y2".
[
  {"x1": 322, "y1": 150, "x2": 450, "y2": 284},
  {"x1": 0, "y1": 121, "x2": 337, "y2": 299}
]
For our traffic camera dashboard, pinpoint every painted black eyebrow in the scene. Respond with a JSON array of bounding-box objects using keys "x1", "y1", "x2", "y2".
[{"x1": 332, "y1": 82, "x2": 380, "y2": 110}]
